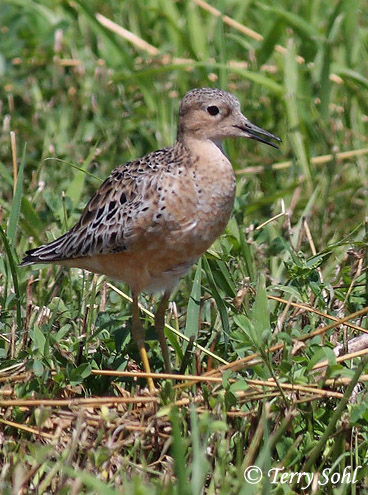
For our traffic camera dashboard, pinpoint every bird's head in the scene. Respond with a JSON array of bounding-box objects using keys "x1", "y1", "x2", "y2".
[{"x1": 177, "y1": 87, "x2": 281, "y2": 149}]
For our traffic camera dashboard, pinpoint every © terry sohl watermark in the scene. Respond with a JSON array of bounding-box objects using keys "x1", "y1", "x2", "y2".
[{"x1": 244, "y1": 465, "x2": 361, "y2": 489}]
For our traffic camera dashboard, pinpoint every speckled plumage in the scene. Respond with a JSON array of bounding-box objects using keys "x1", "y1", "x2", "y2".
[{"x1": 21, "y1": 88, "x2": 280, "y2": 388}]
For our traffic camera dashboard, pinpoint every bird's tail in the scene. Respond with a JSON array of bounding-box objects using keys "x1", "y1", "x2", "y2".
[{"x1": 20, "y1": 232, "x2": 70, "y2": 266}]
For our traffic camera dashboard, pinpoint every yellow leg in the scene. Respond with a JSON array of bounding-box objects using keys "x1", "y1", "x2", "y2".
[
  {"x1": 155, "y1": 291, "x2": 172, "y2": 373},
  {"x1": 131, "y1": 293, "x2": 156, "y2": 392}
]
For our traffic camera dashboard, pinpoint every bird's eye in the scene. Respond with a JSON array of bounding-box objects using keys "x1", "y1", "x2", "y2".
[{"x1": 207, "y1": 105, "x2": 220, "y2": 116}]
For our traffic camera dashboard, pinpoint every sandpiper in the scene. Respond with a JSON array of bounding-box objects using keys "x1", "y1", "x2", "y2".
[{"x1": 21, "y1": 88, "x2": 281, "y2": 391}]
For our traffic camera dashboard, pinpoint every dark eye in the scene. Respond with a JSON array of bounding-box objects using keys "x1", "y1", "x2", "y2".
[{"x1": 207, "y1": 105, "x2": 220, "y2": 116}]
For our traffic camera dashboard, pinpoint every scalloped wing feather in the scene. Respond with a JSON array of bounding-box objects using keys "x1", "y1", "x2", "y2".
[{"x1": 20, "y1": 144, "x2": 193, "y2": 265}]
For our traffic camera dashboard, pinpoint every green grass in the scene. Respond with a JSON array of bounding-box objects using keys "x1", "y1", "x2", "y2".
[{"x1": 1, "y1": 0, "x2": 368, "y2": 493}]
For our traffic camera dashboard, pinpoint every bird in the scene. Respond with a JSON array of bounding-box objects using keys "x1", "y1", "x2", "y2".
[{"x1": 21, "y1": 87, "x2": 281, "y2": 392}]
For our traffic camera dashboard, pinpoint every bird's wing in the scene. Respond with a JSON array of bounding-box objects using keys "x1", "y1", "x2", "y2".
[{"x1": 21, "y1": 146, "x2": 194, "y2": 265}]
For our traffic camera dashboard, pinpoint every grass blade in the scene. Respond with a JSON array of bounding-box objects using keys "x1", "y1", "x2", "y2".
[
  {"x1": 7, "y1": 143, "x2": 26, "y2": 247},
  {"x1": 72, "y1": 0, "x2": 131, "y2": 67},
  {"x1": 203, "y1": 256, "x2": 230, "y2": 337},
  {"x1": 284, "y1": 38, "x2": 312, "y2": 188},
  {"x1": 253, "y1": 273, "x2": 271, "y2": 339},
  {"x1": 170, "y1": 407, "x2": 190, "y2": 495},
  {"x1": 259, "y1": 3, "x2": 321, "y2": 47},
  {"x1": 256, "y1": 19, "x2": 285, "y2": 66},
  {"x1": 0, "y1": 225, "x2": 22, "y2": 331},
  {"x1": 183, "y1": 258, "x2": 202, "y2": 347}
]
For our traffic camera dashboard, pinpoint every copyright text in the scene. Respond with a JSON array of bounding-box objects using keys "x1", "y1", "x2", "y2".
[{"x1": 244, "y1": 465, "x2": 361, "y2": 489}]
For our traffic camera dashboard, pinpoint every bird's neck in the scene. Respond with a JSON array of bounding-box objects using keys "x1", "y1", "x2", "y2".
[{"x1": 176, "y1": 135, "x2": 226, "y2": 158}]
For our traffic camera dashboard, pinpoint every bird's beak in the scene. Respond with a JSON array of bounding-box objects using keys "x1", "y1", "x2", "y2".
[{"x1": 234, "y1": 118, "x2": 281, "y2": 149}]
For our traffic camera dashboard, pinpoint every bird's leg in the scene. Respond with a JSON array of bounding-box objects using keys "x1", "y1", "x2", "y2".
[
  {"x1": 131, "y1": 292, "x2": 155, "y2": 392},
  {"x1": 155, "y1": 291, "x2": 172, "y2": 373}
]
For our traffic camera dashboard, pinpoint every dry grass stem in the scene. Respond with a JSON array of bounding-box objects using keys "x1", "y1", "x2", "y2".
[
  {"x1": 268, "y1": 295, "x2": 368, "y2": 334},
  {"x1": 192, "y1": 0, "x2": 304, "y2": 62},
  {"x1": 96, "y1": 14, "x2": 159, "y2": 56},
  {"x1": 92, "y1": 369, "x2": 223, "y2": 382},
  {"x1": 237, "y1": 147, "x2": 368, "y2": 174},
  {"x1": 312, "y1": 347, "x2": 368, "y2": 371},
  {"x1": 334, "y1": 334, "x2": 368, "y2": 356},
  {"x1": 0, "y1": 417, "x2": 54, "y2": 439},
  {"x1": 256, "y1": 199, "x2": 286, "y2": 231},
  {"x1": 245, "y1": 379, "x2": 344, "y2": 398},
  {"x1": 0, "y1": 397, "x2": 159, "y2": 407}
]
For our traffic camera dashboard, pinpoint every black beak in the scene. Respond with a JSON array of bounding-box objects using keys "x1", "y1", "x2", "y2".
[{"x1": 235, "y1": 121, "x2": 281, "y2": 149}]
